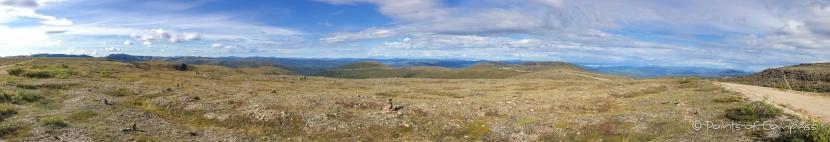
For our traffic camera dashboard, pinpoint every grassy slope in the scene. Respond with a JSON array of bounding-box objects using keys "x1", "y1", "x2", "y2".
[
  {"x1": 0, "y1": 58, "x2": 826, "y2": 141},
  {"x1": 720, "y1": 62, "x2": 830, "y2": 93},
  {"x1": 313, "y1": 61, "x2": 610, "y2": 79}
]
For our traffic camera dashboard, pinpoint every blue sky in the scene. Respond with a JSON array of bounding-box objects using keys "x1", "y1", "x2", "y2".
[{"x1": 2, "y1": 0, "x2": 830, "y2": 71}]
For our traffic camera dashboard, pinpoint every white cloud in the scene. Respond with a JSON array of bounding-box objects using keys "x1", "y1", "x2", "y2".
[
  {"x1": 0, "y1": 0, "x2": 39, "y2": 8},
  {"x1": 123, "y1": 40, "x2": 134, "y2": 45},
  {"x1": 211, "y1": 43, "x2": 223, "y2": 48},
  {"x1": 1, "y1": 5, "x2": 72, "y2": 25},
  {"x1": 139, "y1": 34, "x2": 155, "y2": 41},
  {"x1": 183, "y1": 33, "x2": 201, "y2": 41},
  {"x1": 105, "y1": 47, "x2": 123, "y2": 52},
  {"x1": 45, "y1": 39, "x2": 61, "y2": 46},
  {"x1": 155, "y1": 29, "x2": 171, "y2": 40},
  {"x1": 41, "y1": 18, "x2": 71, "y2": 25},
  {"x1": 142, "y1": 40, "x2": 153, "y2": 46},
  {"x1": 0, "y1": 26, "x2": 47, "y2": 49},
  {"x1": 169, "y1": 36, "x2": 185, "y2": 43},
  {"x1": 319, "y1": 28, "x2": 397, "y2": 44}
]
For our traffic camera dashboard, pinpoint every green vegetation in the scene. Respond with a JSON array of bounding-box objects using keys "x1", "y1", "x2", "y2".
[
  {"x1": 725, "y1": 101, "x2": 784, "y2": 121},
  {"x1": 136, "y1": 136, "x2": 160, "y2": 142},
  {"x1": 516, "y1": 117, "x2": 536, "y2": 125},
  {"x1": 441, "y1": 120, "x2": 491, "y2": 140},
  {"x1": 39, "y1": 116, "x2": 67, "y2": 128},
  {"x1": 67, "y1": 110, "x2": 96, "y2": 123},
  {"x1": 780, "y1": 121, "x2": 830, "y2": 142},
  {"x1": 7, "y1": 64, "x2": 82, "y2": 79},
  {"x1": 103, "y1": 88, "x2": 137, "y2": 97},
  {"x1": 678, "y1": 76, "x2": 701, "y2": 84},
  {"x1": 0, "y1": 122, "x2": 31, "y2": 140},
  {"x1": 619, "y1": 86, "x2": 665, "y2": 98},
  {"x1": 11, "y1": 89, "x2": 42, "y2": 104},
  {"x1": 0, "y1": 104, "x2": 16, "y2": 121},
  {"x1": 237, "y1": 66, "x2": 294, "y2": 75},
  {"x1": 714, "y1": 95, "x2": 744, "y2": 103}
]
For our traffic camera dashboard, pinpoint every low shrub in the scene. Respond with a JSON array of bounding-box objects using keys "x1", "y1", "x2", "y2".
[
  {"x1": 67, "y1": 110, "x2": 96, "y2": 122},
  {"x1": 0, "y1": 122, "x2": 31, "y2": 140},
  {"x1": 678, "y1": 77, "x2": 701, "y2": 84},
  {"x1": 5, "y1": 68, "x2": 24, "y2": 76},
  {"x1": 39, "y1": 116, "x2": 67, "y2": 128},
  {"x1": 7, "y1": 64, "x2": 80, "y2": 79},
  {"x1": 784, "y1": 121, "x2": 830, "y2": 142},
  {"x1": 11, "y1": 90, "x2": 42, "y2": 104},
  {"x1": 725, "y1": 101, "x2": 783, "y2": 121},
  {"x1": 0, "y1": 103, "x2": 16, "y2": 120},
  {"x1": 714, "y1": 95, "x2": 744, "y2": 103}
]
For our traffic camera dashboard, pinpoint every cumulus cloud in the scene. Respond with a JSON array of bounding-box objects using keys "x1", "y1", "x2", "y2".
[
  {"x1": 139, "y1": 35, "x2": 155, "y2": 41},
  {"x1": 155, "y1": 29, "x2": 171, "y2": 40},
  {"x1": 129, "y1": 30, "x2": 202, "y2": 44},
  {"x1": 168, "y1": 36, "x2": 186, "y2": 43},
  {"x1": 124, "y1": 40, "x2": 134, "y2": 45},
  {"x1": 142, "y1": 40, "x2": 153, "y2": 46},
  {"x1": 105, "y1": 47, "x2": 123, "y2": 52}
]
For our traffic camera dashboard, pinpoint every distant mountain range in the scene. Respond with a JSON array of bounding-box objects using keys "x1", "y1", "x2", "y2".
[
  {"x1": 581, "y1": 66, "x2": 753, "y2": 79},
  {"x1": 104, "y1": 54, "x2": 753, "y2": 78},
  {"x1": 311, "y1": 61, "x2": 611, "y2": 79}
]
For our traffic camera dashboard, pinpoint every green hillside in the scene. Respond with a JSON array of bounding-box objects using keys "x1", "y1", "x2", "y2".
[
  {"x1": 312, "y1": 61, "x2": 619, "y2": 79},
  {"x1": 334, "y1": 61, "x2": 391, "y2": 69},
  {"x1": 720, "y1": 62, "x2": 830, "y2": 93}
]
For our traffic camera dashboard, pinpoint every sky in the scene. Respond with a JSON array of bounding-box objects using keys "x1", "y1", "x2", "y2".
[{"x1": 1, "y1": 0, "x2": 830, "y2": 71}]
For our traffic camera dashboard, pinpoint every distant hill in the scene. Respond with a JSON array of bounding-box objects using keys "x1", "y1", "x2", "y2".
[
  {"x1": 237, "y1": 66, "x2": 294, "y2": 75},
  {"x1": 334, "y1": 61, "x2": 392, "y2": 69},
  {"x1": 137, "y1": 61, "x2": 292, "y2": 75},
  {"x1": 720, "y1": 62, "x2": 830, "y2": 93},
  {"x1": 106, "y1": 54, "x2": 750, "y2": 78},
  {"x1": 584, "y1": 66, "x2": 753, "y2": 79},
  {"x1": 467, "y1": 62, "x2": 510, "y2": 69},
  {"x1": 312, "y1": 61, "x2": 616, "y2": 79},
  {"x1": 107, "y1": 54, "x2": 306, "y2": 75},
  {"x1": 107, "y1": 54, "x2": 170, "y2": 61},
  {"x1": 30, "y1": 54, "x2": 93, "y2": 58},
  {"x1": 511, "y1": 62, "x2": 589, "y2": 72}
]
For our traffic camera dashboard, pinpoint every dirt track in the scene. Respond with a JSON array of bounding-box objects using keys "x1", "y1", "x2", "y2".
[
  {"x1": 0, "y1": 59, "x2": 35, "y2": 75},
  {"x1": 719, "y1": 82, "x2": 830, "y2": 122}
]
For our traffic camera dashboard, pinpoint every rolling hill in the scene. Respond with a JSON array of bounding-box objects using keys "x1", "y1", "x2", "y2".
[
  {"x1": 584, "y1": 66, "x2": 753, "y2": 79},
  {"x1": 107, "y1": 54, "x2": 307, "y2": 75},
  {"x1": 312, "y1": 61, "x2": 621, "y2": 80},
  {"x1": 720, "y1": 62, "x2": 830, "y2": 93}
]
